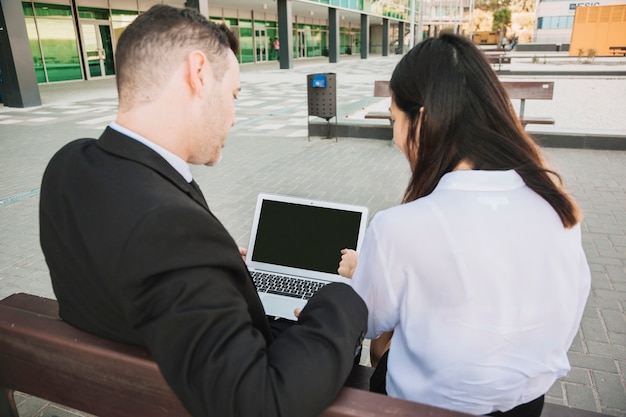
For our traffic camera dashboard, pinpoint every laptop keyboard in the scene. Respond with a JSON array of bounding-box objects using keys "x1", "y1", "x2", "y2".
[{"x1": 250, "y1": 271, "x2": 327, "y2": 300}]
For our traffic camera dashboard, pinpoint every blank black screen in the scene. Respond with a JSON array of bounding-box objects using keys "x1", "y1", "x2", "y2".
[{"x1": 252, "y1": 200, "x2": 362, "y2": 274}]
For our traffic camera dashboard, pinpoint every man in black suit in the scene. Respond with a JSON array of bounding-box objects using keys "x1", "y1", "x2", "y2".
[{"x1": 39, "y1": 5, "x2": 367, "y2": 417}]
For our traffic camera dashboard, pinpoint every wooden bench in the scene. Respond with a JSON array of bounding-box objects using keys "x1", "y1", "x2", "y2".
[
  {"x1": 0, "y1": 293, "x2": 613, "y2": 417},
  {"x1": 501, "y1": 81, "x2": 555, "y2": 128},
  {"x1": 361, "y1": 80, "x2": 555, "y2": 130},
  {"x1": 485, "y1": 54, "x2": 511, "y2": 70},
  {"x1": 0, "y1": 292, "x2": 472, "y2": 417},
  {"x1": 609, "y1": 46, "x2": 626, "y2": 56},
  {"x1": 364, "y1": 80, "x2": 392, "y2": 121}
]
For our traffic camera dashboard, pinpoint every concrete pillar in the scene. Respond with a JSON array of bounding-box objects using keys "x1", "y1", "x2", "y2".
[
  {"x1": 328, "y1": 8, "x2": 339, "y2": 63},
  {"x1": 199, "y1": 0, "x2": 210, "y2": 17},
  {"x1": 277, "y1": 0, "x2": 293, "y2": 69},
  {"x1": 360, "y1": 14, "x2": 369, "y2": 59},
  {"x1": 0, "y1": 0, "x2": 41, "y2": 107},
  {"x1": 382, "y1": 18, "x2": 389, "y2": 57},
  {"x1": 398, "y1": 21, "x2": 405, "y2": 54},
  {"x1": 185, "y1": 0, "x2": 199, "y2": 10}
]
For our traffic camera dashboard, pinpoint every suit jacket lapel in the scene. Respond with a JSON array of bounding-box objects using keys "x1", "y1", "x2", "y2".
[{"x1": 96, "y1": 127, "x2": 210, "y2": 211}]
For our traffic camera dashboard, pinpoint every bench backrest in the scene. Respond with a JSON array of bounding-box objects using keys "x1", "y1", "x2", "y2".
[
  {"x1": 0, "y1": 294, "x2": 189, "y2": 417},
  {"x1": 374, "y1": 81, "x2": 553, "y2": 101},
  {"x1": 374, "y1": 80, "x2": 390, "y2": 97},
  {"x1": 501, "y1": 81, "x2": 554, "y2": 100},
  {"x1": 0, "y1": 293, "x2": 472, "y2": 417}
]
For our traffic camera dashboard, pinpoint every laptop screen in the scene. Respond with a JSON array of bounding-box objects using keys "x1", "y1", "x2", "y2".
[{"x1": 250, "y1": 198, "x2": 365, "y2": 275}]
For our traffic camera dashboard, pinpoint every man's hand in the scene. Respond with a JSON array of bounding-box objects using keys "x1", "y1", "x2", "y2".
[{"x1": 238, "y1": 247, "x2": 247, "y2": 263}]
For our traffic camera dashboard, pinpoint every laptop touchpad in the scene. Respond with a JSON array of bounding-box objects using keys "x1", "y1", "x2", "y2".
[{"x1": 261, "y1": 294, "x2": 306, "y2": 321}]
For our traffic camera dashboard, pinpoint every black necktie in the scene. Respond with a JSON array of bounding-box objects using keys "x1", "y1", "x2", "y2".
[{"x1": 189, "y1": 179, "x2": 208, "y2": 207}]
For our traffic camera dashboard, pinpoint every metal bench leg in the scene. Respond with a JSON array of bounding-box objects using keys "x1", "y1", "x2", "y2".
[{"x1": 1, "y1": 388, "x2": 19, "y2": 417}]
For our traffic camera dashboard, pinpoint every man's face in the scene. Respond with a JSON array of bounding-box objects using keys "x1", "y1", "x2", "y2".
[{"x1": 190, "y1": 50, "x2": 241, "y2": 166}]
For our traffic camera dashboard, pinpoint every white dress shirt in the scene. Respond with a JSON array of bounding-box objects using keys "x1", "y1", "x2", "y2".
[
  {"x1": 352, "y1": 170, "x2": 590, "y2": 415},
  {"x1": 109, "y1": 122, "x2": 192, "y2": 182}
]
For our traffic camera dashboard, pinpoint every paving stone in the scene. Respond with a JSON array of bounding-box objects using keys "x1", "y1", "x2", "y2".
[
  {"x1": 593, "y1": 370, "x2": 626, "y2": 411},
  {"x1": 601, "y1": 310, "x2": 626, "y2": 335},
  {"x1": 564, "y1": 382, "x2": 600, "y2": 411}
]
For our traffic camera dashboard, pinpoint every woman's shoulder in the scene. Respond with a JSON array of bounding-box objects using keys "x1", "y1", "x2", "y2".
[{"x1": 370, "y1": 199, "x2": 433, "y2": 229}]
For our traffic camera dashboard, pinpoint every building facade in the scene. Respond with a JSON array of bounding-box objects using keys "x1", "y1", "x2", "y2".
[
  {"x1": 0, "y1": 0, "x2": 470, "y2": 107},
  {"x1": 534, "y1": 0, "x2": 625, "y2": 43}
]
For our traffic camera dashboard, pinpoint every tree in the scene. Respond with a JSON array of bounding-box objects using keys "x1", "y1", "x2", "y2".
[
  {"x1": 492, "y1": 8, "x2": 512, "y2": 37},
  {"x1": 476, "y1": 0, "x2": 511, "y2": 13}
]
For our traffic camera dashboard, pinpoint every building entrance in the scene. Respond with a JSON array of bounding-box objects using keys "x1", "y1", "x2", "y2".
[
  {"x1": 255, "y1": 29, "x2": 268, "y2": 62},
  {"x1": 80, "y1": 21, "x2": 115, "y2": 79},
  {"x1": 297, "y1": 29, "x2": 307, "y2": 58}
]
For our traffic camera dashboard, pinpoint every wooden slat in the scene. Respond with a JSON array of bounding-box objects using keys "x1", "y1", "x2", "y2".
[
  {"x1": 373, "y1": 80, "x2": 390, "y2": 97},
  {"x1": 0, "y1": 297, "x2": 190, "y2": 417},
  {"x1": 320, "y1": 388, "x2": 472, "y2": 417},
  {"x1": 364, "y1": 112, "x2": 391, "y2": 120},
  {"x1": 365, "y1": 81, "x2": 392, "y2": 121},
  {"x1": 501, "y1": 81, "x2": 554, "y2": 100},
  {"x1": 0, "y1": 292, "x2": 58, "y2": 317}
]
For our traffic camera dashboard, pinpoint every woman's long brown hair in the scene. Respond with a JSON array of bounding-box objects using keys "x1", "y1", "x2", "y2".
[{"x1": 389, "y1": 32, "x2": 580, "y2": 228}]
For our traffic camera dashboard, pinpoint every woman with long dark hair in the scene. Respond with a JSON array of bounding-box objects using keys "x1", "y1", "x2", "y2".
[{"x1": 339, "y1": 33, "x2": 590, "y2": 417}]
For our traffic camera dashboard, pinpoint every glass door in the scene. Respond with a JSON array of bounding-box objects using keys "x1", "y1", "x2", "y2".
[
  {"x1": 297, "y1": 29, "x2": 307, "y2": 58},
  {"x1": 80, "y1": 21, "x2": 115, "y2": 79},
  {"x1": 255, "y1": 29, "x2": 268, "y2": 62}
]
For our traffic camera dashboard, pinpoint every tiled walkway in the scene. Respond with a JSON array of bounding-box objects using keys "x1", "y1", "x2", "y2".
[{"x1": 1, "y1": 54, "x2": 625, "y2": 416}]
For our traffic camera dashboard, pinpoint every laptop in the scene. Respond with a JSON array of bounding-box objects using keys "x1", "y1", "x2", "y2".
[{"x1": 246, "y1": 193, "x2": 369, "y2": 320}]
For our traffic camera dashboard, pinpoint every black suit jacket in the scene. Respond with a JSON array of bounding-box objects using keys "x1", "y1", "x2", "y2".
[{"x1": 39, "y1": 127, "x2": 367, "y2": 417}]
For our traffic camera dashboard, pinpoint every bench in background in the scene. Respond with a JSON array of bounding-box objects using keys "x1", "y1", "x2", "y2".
[
  {"x1": 609, "y1": 46, "x2": 626, "y2": 56},
  {"x1": 364, "y1": 80, "x2": 391, "y2": 121},
  {"x1": 501, "y1": 81, "x2": 555, "y2": 128},
  {"x1": 362, "y1": 80, "x2": 555, "y2": 129},
  {"x1": 485, "y1": 54, "x2": 512, "y2": 70}
]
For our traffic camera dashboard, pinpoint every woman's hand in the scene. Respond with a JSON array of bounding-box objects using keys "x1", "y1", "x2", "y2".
[
  {"x1": 371, "y1": 331, "x2": 393, "y2": 367},
  {"x1": 337, "y1": 249, "x2": 358, "y2": 278}
]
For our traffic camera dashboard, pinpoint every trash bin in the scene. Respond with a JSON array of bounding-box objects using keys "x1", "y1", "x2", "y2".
[{"x1": 307, "y1": 73, "x2": 337, "y2": 141}]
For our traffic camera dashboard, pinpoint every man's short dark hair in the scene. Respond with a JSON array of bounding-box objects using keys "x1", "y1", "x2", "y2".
[{"x1": 115, "y1": 5, "x2": 238, "y2": 110}]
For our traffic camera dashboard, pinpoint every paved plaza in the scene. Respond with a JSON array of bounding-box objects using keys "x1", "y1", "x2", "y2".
[{"x1": 1, "y1": 53, "x2": 625, "y2": 416}]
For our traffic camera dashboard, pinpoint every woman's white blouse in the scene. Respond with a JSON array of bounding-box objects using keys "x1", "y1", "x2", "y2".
[{"x1": 351, "y1": 170, "x2": 591, "y2": 415}]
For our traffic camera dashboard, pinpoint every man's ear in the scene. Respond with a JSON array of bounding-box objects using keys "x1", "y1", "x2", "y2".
[{"x1": 186, "y1": 50, "x2": 210, "y2": 95}]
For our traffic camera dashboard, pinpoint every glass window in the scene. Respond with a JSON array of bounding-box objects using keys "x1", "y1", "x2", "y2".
[
  {"x1": 33, "y1": 2, "x2": 73, "y2": 17},
  {"x1": 239, "y1": 27, "x2": 254, "y2": 63},
  {"x1": 307, "y1": 27, "x2": 322, "y2": 57},
  {"x1": 111, "y1": 9, "x2": 138, "y2": 18},
  {"x1": 111, "y1": 9, "x2": 138, "y2": 41},
  {"x1": 25, "y1": 18, "x2": 46, "y2": 82},
  {"x1": 23, "y1": 2, "x2": 35, "y2": 17},
  {"x1": 37, "y1": 17, "x2": 82, "y2": 81},
  {"x1": 266, "y1": 27, "x2": 279, "y2": 61},
  {"x1": 78, "y1": 7, "x2": 109, "y2": 20},
  {"x1": 537, "y1": 15, "x2": 574, "y2": 29}
]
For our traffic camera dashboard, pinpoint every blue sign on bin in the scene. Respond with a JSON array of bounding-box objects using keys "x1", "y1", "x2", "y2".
[{"x1": 311, "y1": 74, "x2": 327, "y2": 88}]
